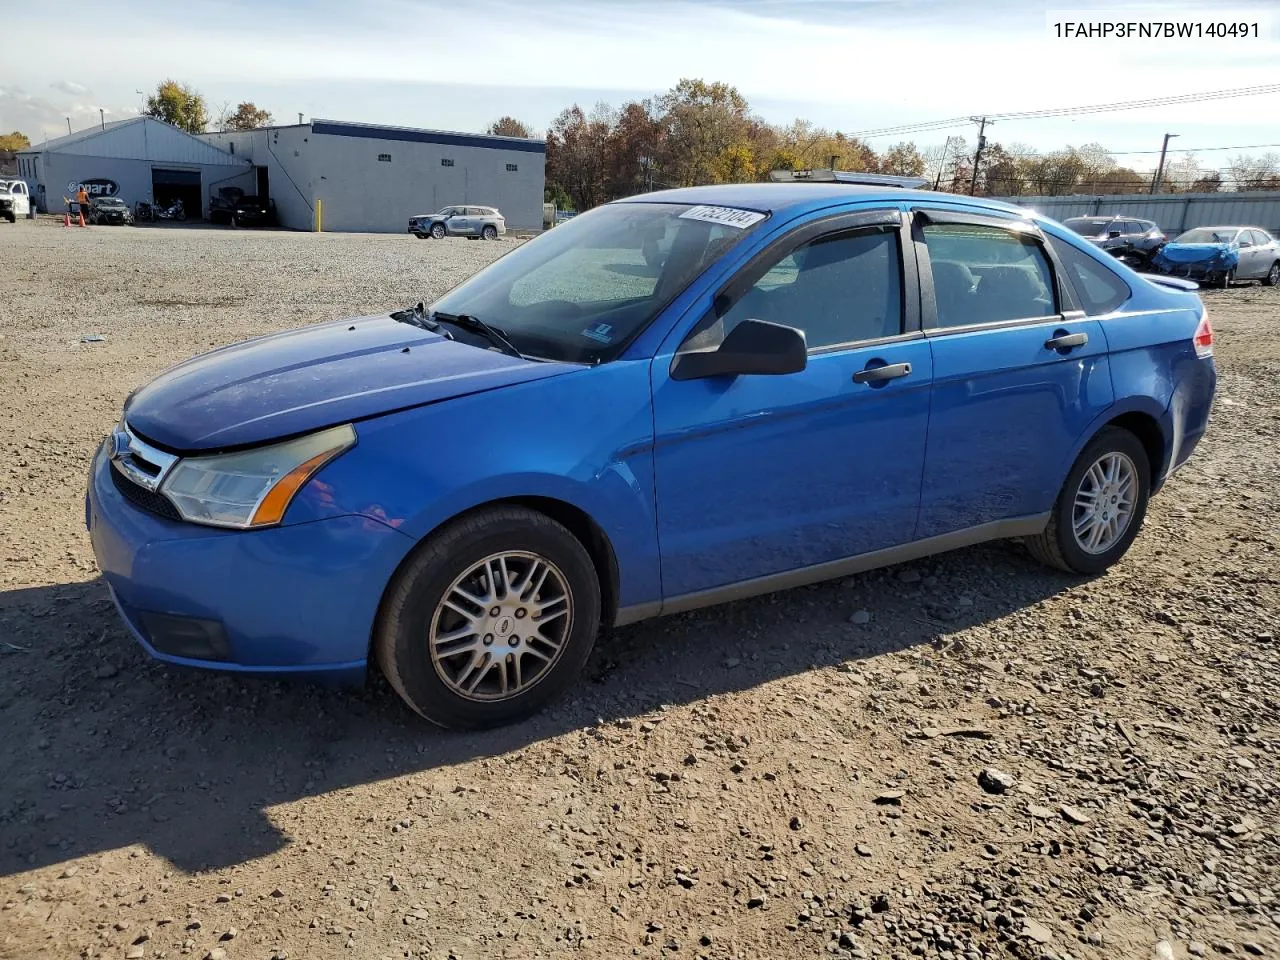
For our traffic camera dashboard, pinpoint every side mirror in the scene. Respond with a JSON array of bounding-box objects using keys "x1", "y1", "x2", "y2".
[
  {"x1": 671, "y1": 318, "x2": 807, "y2": 381},
  {"x1": 1239, "y1": 240, "x2": 1252, "y2": 248}
]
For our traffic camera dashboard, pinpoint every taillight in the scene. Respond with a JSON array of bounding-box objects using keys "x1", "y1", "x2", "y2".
[{"x1": 1193, "y1": 314, "x2": 1213, "y2": 358}]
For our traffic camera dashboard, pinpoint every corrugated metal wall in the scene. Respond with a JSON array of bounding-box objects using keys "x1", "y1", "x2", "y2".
[{"x1": 994, "y1": 192, "x2": 1280, "y2": 235}]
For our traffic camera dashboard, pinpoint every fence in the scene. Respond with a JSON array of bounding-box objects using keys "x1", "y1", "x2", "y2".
[{"x1": 991, "y1": 191, "x2": 1280, "y2": 236}]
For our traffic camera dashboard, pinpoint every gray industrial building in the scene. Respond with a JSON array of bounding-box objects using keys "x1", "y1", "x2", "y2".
[
  {"x1": 14, "y1": 117, "x2": 254, "y2": 217},
  {"x1": 201, "y1": 119, "x2": 546, "y2": 232}
]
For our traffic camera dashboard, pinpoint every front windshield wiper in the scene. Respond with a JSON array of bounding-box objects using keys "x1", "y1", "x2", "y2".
[
  {"x1": 390, "y1": 301, "x2": 454, "y2": 338},
  {"x1": 431, "y1": 310, "x2": 527, "y2": 360}
]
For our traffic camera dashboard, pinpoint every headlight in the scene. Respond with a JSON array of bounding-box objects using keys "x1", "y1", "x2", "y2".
[{"x1": 161, "y1": 424, "x2": 355, "y2": 529}]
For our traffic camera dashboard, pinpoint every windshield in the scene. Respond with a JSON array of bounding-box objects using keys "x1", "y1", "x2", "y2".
[
  {"x1": 429, "y1": 201, "x2": 765, "y2": 363},
  {"x1": 1176, "y1": 228, "x2": 1238, "y2": 244},
  {"x1": 1064, "y1": 218, "x2": 1111, "y2": 237},
  {"x1": 97, "y1": 198, "x2": 125, "y2": 206}
]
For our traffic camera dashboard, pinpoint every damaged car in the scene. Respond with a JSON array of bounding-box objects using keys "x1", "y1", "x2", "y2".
[{"x1": 1150, "y1": 226, "x2": 1280, "y2": 288}]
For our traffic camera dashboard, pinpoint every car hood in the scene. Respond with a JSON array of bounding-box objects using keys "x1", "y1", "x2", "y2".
[
  {"x1": 124, "y1": 313, "x2": 580, "y2": 452},
  {"x1": 1157, "y1": 242, "x2": 1237, "y2": 264}
]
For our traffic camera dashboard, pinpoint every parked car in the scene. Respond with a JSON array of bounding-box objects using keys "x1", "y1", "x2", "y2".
[
  {"x1": 1150, "y1": 226, "x2": 1280, "y2": 288},
  {"x1": 409, "y1": 205, "x2": 505, "y2": 240},
  {"x1": 1063, "y1": 216, "x2": 1165, "y2": 266},
  {"x1": 87, "y1": 183, "x2": 1216, "y2": 730},
  {"x1": 89, "y1": 196, "x2": 134, "y2": 225},
  {"x1": 0, "y1": 178, "x2": 31, "y2": 222},
  {"x1": 209, "y1": 188, "x2": 274, "y2": 227}
]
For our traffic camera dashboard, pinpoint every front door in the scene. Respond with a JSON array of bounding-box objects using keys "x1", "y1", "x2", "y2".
[
  {"x1": 651, "y1": 210, "x2": 934, "y2": 600},
  {"x1": 911, "y1": 208, "x2": 1114, "y2": 538}
]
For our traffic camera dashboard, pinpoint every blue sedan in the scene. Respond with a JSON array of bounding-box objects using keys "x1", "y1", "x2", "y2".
[{"x1": 87, "y1": 181, "x2": 1216, "y2": 728}]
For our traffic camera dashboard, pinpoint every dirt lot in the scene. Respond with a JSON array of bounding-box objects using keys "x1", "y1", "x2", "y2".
[{"x1": 1, "y1": 220, "x2": 1277, "y2": 960}]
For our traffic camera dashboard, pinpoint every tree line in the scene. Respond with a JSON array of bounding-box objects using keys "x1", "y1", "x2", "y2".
[
  {"x1": 9, "y1": 78, "x2": 1278, "y2": 202},
  {"x1": 491, "y1": 78, "x2": 1280, "y2": 212}
]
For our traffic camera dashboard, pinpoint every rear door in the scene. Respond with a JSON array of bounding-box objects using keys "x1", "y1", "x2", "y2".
[{"x1": 911, "y1": 207, "x2": 1114, "y2": 539}]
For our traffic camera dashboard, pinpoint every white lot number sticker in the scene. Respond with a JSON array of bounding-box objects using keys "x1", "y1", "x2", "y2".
[{"x1": 678, "y1": 205, "x2": 766, "y2": 230}]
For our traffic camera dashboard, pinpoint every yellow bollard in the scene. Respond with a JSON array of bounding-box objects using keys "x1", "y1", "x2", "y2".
[{"x1": 315, "y1": 198, "x2": 323, "y2": 232}]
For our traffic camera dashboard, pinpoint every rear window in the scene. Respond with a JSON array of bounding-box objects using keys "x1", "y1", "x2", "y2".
[
  {"x1": 1065, "y1": 219, "x2": 1108, "y2": 237},
  {"x1": 1047, "y1": 235, "x2": 1131, "y2": 316}
]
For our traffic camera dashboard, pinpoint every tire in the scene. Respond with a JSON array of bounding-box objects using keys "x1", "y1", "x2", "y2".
[
  {"x1": 482, "y1": 225, "x2": 498, "y2": 241},
  {"x1": 374, "y1": 505, "x2": 602, "y2": 730},
  {"x1": 1217, "y1": 269, "x2": 1233, "y2": 290},
  {"x1": 1264, "y1": 262, "x2": 1280, "y2": 287},
  {"x1": 4, "y1": 212, "x2": 14, "y2": 224},
  {"x1": 1025, "y1": 427, "x2": 1151, "y2": 576},
  {"x1": 430, "y1": 222, "x2": 446, "y2": 240}
]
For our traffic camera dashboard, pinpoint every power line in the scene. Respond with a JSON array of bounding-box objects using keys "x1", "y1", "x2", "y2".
[{"x1": 849, "y1": 83, "x2": 1280, "y2": 139}]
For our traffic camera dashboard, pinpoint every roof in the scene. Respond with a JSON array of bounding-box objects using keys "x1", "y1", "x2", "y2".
[
  {"x1": 21, "y1": 117, "x2": 139, "y2": 153},
  {"x1": 21, "y1": 116, "x2": 248, "y2": 168},
  {"x1": 616, "y1": 182, "x2": 1028, "y2": 218},
  {"x1": 308, "y1": 119, "x2": 546, "y2": 155}
]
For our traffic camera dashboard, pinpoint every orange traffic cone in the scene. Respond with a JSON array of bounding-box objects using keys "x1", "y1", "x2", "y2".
[
  {"x1": 63, "y1": 213, "x2": 71, "y2": 227},
  {"x1": 78, "y1": 211, "x2": 86, "y2": 227}
]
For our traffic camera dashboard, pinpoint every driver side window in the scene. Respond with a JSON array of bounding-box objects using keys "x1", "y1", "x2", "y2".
[{"x1": 686, "y1": 227, "x2": 904, "y2": 353}]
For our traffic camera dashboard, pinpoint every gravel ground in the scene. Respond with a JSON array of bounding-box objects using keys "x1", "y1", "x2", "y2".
[{"x1": 1, "y1": 220, "x2": 1277, "y2": 960}]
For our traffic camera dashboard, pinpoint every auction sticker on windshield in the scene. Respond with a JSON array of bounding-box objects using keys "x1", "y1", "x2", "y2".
[{"x1": 678, "y1": 205, "x2": 767, "y2": 229}]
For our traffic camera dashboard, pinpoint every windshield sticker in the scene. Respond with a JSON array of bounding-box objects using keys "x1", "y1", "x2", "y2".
[
  {"x1": 581, "y1": 322, "x2": 614, "y2": 344},
  {"x1": 678, "y1": 205, "x2": 766, "y2": 230}
]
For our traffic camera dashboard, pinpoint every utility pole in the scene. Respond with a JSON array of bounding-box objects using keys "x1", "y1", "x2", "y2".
[
  {"x1": 968, "y1": 117, "x2": 991, "y2": 196},
  {"x1": 933, "y1": 136, "x2": 954, "y2": 190},
  {"x1": 1150, "y1": 133, "x2": 1179, "y2": 194},
  {"x1": 100, "y1": 108, "x2": 105, "y2": 131},
  {"x1": 66, "y1": 117, "x2": 72, "y2": 136}
]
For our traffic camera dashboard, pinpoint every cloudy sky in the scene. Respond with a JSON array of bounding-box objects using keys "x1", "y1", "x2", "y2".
[{"x1": 3, "y1": 0, "x2": 1278, "y2": 170}]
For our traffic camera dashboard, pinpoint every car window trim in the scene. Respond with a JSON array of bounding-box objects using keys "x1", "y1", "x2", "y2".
[
  {"x1": 673, "y1": 207, "x2": 918, "y2": 366},
  {"x1": 910, "y1": 208, "x2": 1083, "y2": 332}
]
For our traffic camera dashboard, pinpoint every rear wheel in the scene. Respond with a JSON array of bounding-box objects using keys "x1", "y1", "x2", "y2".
[
  {"x1": 1025, "y1": 427, "x2": 1151, "y2": 575},
  {"x1": 374, "y1": 506, "x2": 601, "y2": 729},
  {"x1": 1264, "y1": 262, "x2": 1280, "y2": 287},
  {"x1": 482, "y1": 225, "x2": 498, "y2": 240}
]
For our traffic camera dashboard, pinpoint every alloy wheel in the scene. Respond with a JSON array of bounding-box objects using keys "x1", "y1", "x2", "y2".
[
  {"x1": 428, "y1": 551, "x2": 573, "y2": 701},
  {"x1": 1072, "y1": 452, "x2": 1138, "y2": 555}
]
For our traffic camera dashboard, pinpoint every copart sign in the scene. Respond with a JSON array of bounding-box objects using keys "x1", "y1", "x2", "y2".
[{"x1": 67, "y1": 178, "x2": 119, "y2": 197}]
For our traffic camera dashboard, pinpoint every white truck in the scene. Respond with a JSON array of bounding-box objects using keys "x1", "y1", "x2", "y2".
[{"x1": 0, "y1": 180, "x2": 32, "y2": 222}]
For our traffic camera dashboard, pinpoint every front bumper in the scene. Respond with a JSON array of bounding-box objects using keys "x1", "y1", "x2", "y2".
[
  {"x1": 1152, "y1": 259, "x2": 1230, "y2": 281},
  {"x1": 86, "y1": 448, "x2": 415, "y2": 682}
]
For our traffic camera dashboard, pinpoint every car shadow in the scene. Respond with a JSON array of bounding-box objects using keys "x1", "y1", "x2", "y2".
[{"x1": 0, "y1": 539, "x2": 1078, "y2": 877}]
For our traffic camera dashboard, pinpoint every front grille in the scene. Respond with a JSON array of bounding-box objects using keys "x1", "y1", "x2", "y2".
[{"x1": 110, "y1": 463, "x2": 182, "y2": 521}]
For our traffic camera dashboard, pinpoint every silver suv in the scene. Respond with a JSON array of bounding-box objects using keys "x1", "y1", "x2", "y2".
[{"x1": 409, "y1": 205, "x2": 506, "y2": 240}]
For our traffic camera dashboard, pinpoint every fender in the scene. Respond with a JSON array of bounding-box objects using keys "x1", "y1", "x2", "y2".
[
  {"x1": 286, "y1": 360, "x2": 663, "y2": 609},
  {"x1": 1055, "y1": 395, "x2": 1172, "y2": 491}
]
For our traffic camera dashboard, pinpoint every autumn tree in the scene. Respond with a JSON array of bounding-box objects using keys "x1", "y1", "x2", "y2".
[
  {"x1": 227, "y1": 102, "x2": 273, "y2": 130},
  {"x1": 1190, "y1": 171, "x2": 1224, "y2": 193},
  {"x1": 659, "y1": 79, "x2": 753, "y2": 186},
  {"x1": 145, "y1": 80, "x2": 209, "y2": 134},
  {"x1": 1226, "y1": 152, "x2": 1280, "y2": 191},
  {"x1": 879, "y1": 141, "x2": 926, "y2": 177},
  {"x1": 488, "y1": 116, "x2": 534, "y2": 138},
  {"x1": 544, "y1": 104, "x2": 613, "y2": 212},
  {"x1": 0, "y1": 131, "x2": 31, "y2": 151}
]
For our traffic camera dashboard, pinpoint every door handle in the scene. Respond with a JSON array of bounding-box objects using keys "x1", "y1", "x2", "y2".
[
  {"x1": 852, "y1": 362, "x2": 912, "y2": 384},
  {"x1": 1045, "y1": 331, "x2": 1088, "y2": 351}
]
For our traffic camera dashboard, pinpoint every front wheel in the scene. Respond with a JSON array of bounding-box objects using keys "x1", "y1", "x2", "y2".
[
  {"x1": 374, "y1": 506, "x2": 602, "y2": 729},
  {"x1": 1025, "y1": 427, "x2": 1151, "y2": 575},
  {"x1": 430, "y1": 223, "x2": 446, "y2": 240},
  {"x1": 1263, "y1": 262, "x2": 1280, "y2": 287},
  {"x1": 1217, "y1": 269, "x2": 1233, "y2": 289}
]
